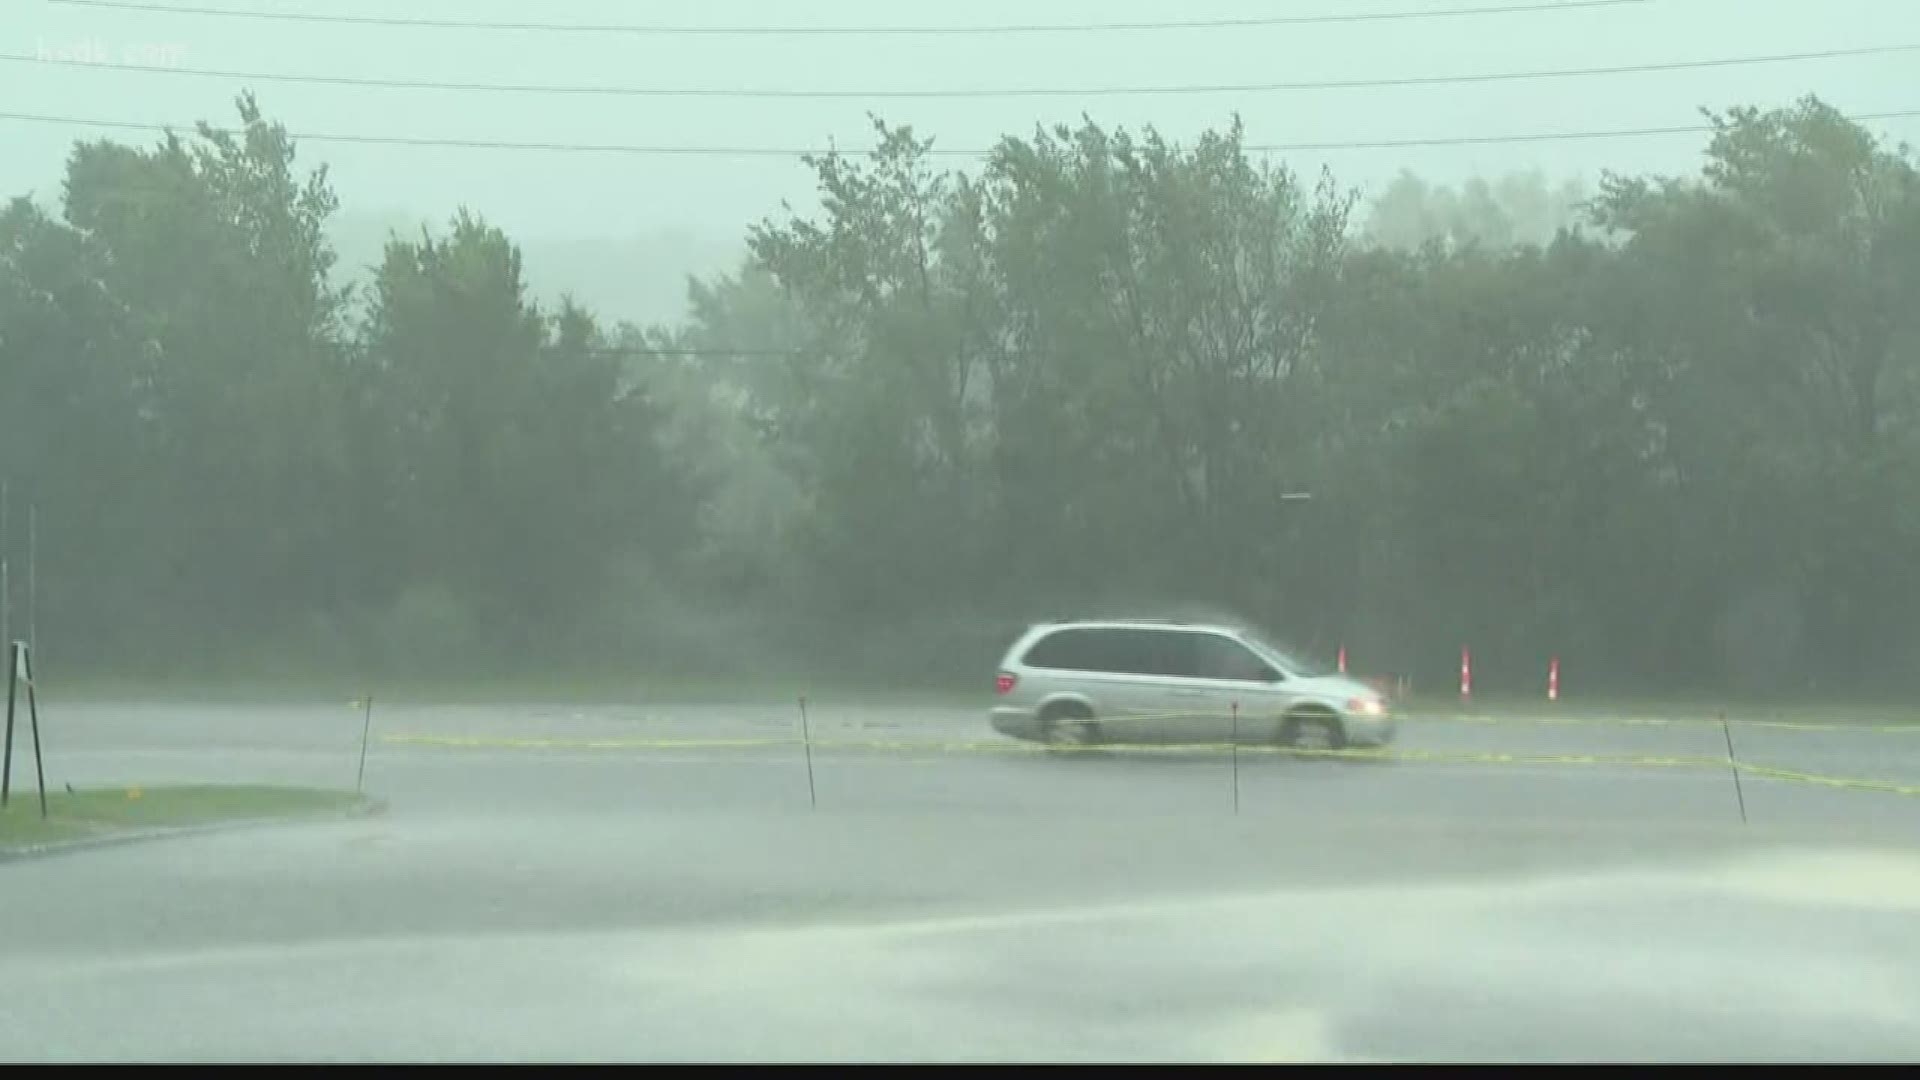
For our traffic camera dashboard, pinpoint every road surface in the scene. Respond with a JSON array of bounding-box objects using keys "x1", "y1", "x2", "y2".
[{"x1": 5, "y1": 697, "x2": 1920, "y2": 1061}]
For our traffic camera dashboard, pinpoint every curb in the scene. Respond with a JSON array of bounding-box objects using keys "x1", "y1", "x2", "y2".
[{"x1": 0, "y1": 797, "x2": 389, "y2": 865}]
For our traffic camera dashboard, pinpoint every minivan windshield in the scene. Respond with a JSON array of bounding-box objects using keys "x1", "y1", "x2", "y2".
[{"x1": 1239, "y1": 633, "x2": 1328, "y2": 679}]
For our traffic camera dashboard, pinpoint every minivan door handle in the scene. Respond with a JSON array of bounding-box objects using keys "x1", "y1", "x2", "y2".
[{"x1": 1169, "y1": 688, "x2": 1207, "y2": 697}]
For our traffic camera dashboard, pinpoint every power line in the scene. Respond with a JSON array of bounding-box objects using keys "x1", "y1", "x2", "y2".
[
  {"x1": 13, "y1": 42, "x2": 1916, "y2": 100},
  {"x1": 43, "y1": 0, "x2": 1650, "y2": 36},
  {"x1": 4, "y1": 107, "x2": 1917, "y2": 158},
  {"x1": 0, "y1": 111, "x2": 814, "y2": 155}
]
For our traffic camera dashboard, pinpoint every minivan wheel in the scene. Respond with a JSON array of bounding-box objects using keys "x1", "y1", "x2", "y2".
[
  {"x1": 1041, "y1": 711, "x2": 1100, "y2": 752},
  {"x1": 1280, "y1": 713, "x2": 1347, "y2": 754}
]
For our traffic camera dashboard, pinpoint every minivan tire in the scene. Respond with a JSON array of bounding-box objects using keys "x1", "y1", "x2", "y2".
[
  {"x1": 1279, "y1": 711, "x2": 1347, "y2": 753},
  {"x1": 1040, "y1": 706, "x2": 1100, "y2": 752}
]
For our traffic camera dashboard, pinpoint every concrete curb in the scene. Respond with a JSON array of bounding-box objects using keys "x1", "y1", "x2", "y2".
[{"x1": 0, "y1": 796, "x2": 389, "y2": 865}]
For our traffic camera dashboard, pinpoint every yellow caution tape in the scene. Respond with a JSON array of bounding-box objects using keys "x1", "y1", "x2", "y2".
[
  {"x1": 381, "y1": 731, "x2": 1920, "y2": 796},
  {"x1": 1736, "y1": 762, "x2": 1920, "y2": 797},
  {"x1": 947, "y1": 705, "x2": 1920, "y2": 734},
  {"x1": 1421, "y1": 712, "x2": 1920, "y2": 733},
  {"x1": 381, "y1": 733, "x2": 794, "y2": 751}
]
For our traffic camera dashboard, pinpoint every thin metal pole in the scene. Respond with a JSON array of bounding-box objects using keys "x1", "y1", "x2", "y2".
[
  {"x1": 26, "y1": 654, "x2": 46, "y2": 818},
  {"x1": 26, "y1": 501, "x2": 35, "y2": 657},
  {"x1": 3, "y1": 642, "x2": 18, "y2": 808},
  {"x1": 2, "y1": 477, "x2": 10, "y2": 654},
  {"x1": 1230, "y1": 700, "x2": 1240, "y2": 815},
  {"x1": 1720, "y1": 713, "x2": 1748, "y2": 826},
  {"x1": 798, "y1": 695, "x2": 817, "y2": 811},
  {"x1": 356, "y1": 694, "x2": 374, "y2": 793}
]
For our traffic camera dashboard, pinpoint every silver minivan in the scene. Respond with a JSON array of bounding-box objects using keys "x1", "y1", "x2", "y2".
[{"x1": 989, "y1": 620, "x2": 1395, "y2": 751}]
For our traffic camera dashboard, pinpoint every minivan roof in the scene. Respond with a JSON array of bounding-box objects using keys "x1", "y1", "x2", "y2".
[{"x1": 1031, "y1": 618, "x2": 1230, "y2": 632}]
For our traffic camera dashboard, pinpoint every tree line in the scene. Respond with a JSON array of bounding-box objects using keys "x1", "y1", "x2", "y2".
[{"x1": 2, "y1": 93, "x2": 1916, "y2": 695}]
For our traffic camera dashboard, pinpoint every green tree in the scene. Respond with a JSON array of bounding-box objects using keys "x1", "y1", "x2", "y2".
[
  {"x1": 0, "y1": 196, "x2": 149, "y2": 659},
  {"x1": 361, "y1": 210, "x2": 693, "y2": 655},
  {"x1": 635, "y1": 265, "x2": 810, "y2": 598},
  {"x1": 1365, "y1": 169, "x2": 1589, "y2": 252},
  {"x1": 1592, "y1": 96, "x2": 1920, "y2": 688},
  {"x1": 11, "y1": 94, "x2": 352, "y2": 663},
  {"x1": 973, "y1": 117, "x2": 1354, "y2": 615},
  {"x1": 749, "y1": 119, "x2": 997, "y2": 616}
]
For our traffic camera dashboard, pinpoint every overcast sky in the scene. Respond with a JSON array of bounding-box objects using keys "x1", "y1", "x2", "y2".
[{"x1": 5, "y1": 0, "x2": 1918, "y2": 323}]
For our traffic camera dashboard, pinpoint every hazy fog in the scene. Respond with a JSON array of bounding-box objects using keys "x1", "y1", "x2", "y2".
[{"x1": 6, "y1": 0, "x2": 1918, "y2": 324}]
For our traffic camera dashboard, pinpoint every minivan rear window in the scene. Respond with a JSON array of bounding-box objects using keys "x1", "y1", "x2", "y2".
[{"x1": 1021, "y1": 628, "x2": 1110, "y2": 672}]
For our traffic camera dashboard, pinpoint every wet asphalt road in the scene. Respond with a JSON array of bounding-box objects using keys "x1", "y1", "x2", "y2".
[
  {"x1": 5, "y1": 698, "x2": 1920, "y2": 1061},
  {"x1": 26, "y1": 698, "x2": 1920, "y2": 828}
]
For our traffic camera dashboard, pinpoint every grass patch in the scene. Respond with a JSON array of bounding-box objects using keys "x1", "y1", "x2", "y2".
[{"x1": 0, "y1": 784, "x2": 365, "y2": 850}]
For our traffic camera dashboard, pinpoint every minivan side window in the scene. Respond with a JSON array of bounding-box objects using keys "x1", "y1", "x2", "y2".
[
  {"x1": 1024, "y1": 628, "x2": 1279, "y2": 681},
  {"x1": 1022, "y1": 628, "x2": 1195, "y2": 677},
  {"x1": 1119, "y1": 630, "x2": 1197, "y2": 678},
  {"x1": 1190, "y1": 633, "x2": 1278, "y2": 682}
]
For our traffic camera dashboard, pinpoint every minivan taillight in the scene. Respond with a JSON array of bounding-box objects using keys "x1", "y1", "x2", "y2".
[{"x1": 995, "y1": 671, "x2": 1017, "y2": 695}]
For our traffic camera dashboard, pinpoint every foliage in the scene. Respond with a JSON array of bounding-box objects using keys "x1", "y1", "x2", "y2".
[{"x1": 3, "y1": 94, "x2": 1917, "y2": 694}]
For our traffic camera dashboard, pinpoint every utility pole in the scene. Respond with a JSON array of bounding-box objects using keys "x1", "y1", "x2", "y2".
[
  {"x1": 1, "y1": 477, "x2": 10, "y2": 654},
  {"x1": 26, "y1": 500, "x2": 35, "y2": 656}
]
